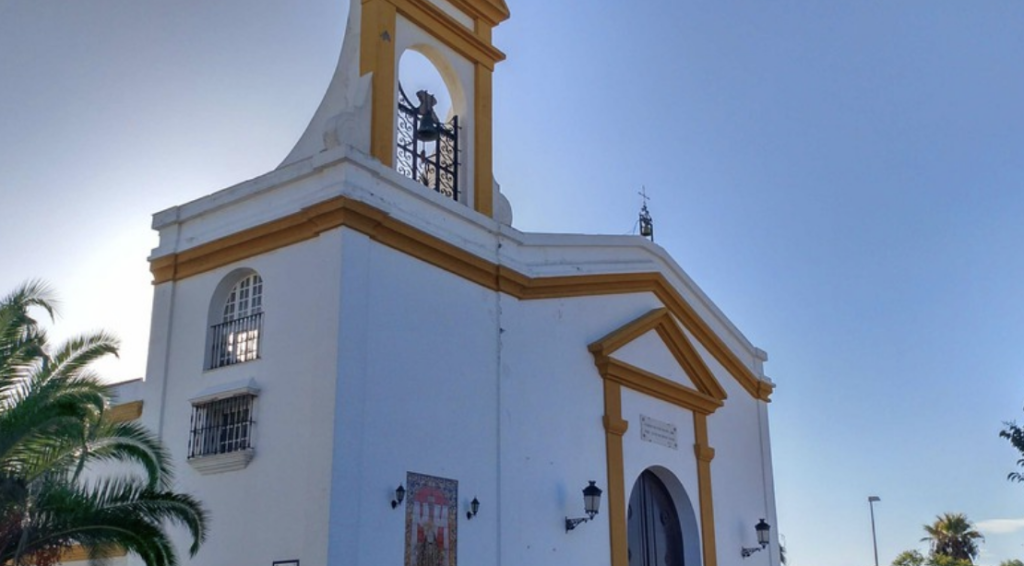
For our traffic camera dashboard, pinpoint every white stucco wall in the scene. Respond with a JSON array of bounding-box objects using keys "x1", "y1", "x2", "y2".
[
  {"x1": 140, "y1": 234, "x2": 343, "y2": 566},
  {"x1": 328, "y1": 229, "x2": 502, "y2": 566},
  {"x1": 140, "y1": 145, "x2": 780, "y2": 566},
  {"x1": 319, "y1": 233, "x2": 775, "y2": 566}
]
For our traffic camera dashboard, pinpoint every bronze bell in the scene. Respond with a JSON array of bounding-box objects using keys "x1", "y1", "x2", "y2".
[
  {"x1": 414, "y1": 90, "x2": 442, "y2": 142},
  {"x1": 416, "y1": 112, "x2": 441, "y2": 142}
]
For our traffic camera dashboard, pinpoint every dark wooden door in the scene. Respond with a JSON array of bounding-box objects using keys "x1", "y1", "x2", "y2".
[{"x1": 627, "y1": 471, "x2": 684, "y2": 566}]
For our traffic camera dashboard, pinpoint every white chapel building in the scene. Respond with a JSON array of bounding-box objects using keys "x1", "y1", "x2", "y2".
[{"x1": 97, "y1": 2, "x2": 782, "y2": 566}]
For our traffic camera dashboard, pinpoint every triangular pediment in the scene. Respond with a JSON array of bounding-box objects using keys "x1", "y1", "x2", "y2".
[
  {"x1": 611, "y1": 330, "x2": 698, "y2": 391},
  {"x1": 589, "y1": 309, "x2": 727, "y2": 413}
]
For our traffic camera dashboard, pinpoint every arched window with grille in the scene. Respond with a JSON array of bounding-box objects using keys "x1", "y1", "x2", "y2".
[{"x1": 208, "y1": 271, "x2": 264, "y2": 369}]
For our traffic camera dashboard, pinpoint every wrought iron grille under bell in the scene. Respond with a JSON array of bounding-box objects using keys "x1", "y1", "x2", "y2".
[{"x1": 396, "y1": 85, "x2": 460, "y2": 201}]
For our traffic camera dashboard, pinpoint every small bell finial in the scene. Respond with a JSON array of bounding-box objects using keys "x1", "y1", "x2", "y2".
[
  {"x1": 638, "y1": 186, "x2": 654, "y2": 242},
  {"x1": 414, "y1": 90, "x2": 442, "y2": 142}
]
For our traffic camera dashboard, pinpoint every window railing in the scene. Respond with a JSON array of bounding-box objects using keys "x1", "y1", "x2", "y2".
[
  {"x1": 188, "y1": 394, "x2": 255, "y2": 459},
  {"x1": 209, "y1": 312, "x2": 263, "y2": 369},
  {"x1": 396, "y1": 85, "x2": 460, "y2": 201}
]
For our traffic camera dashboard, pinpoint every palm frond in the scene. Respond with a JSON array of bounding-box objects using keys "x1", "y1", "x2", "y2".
[
  {"x1": 0, "y1": 282, "x2": 208, "y2": 566},
  {"x1": 0, "y1": 280, "x2": 56, "y2": 401}
]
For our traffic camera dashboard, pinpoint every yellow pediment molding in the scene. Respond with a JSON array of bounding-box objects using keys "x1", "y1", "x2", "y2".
[
  {"x1": 589, "y1": 308, "x2": 727, "y2": 413},
  {"x1": 600, "y1": 357, "x2": 723, "y2": 415}
]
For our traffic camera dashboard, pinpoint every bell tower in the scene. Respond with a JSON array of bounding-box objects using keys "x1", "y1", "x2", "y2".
[{"x1": 283, "y1": 0, "x2": 510, "y2": 218}]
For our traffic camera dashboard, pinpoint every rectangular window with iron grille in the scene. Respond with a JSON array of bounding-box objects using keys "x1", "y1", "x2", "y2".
[{"x1": 188, "y1": 394, "x2": 256, "y2": 459}]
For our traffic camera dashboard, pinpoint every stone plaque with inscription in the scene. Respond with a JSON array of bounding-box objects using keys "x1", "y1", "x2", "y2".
[{"x1": 640, "y1": 415, "x2": 678, "y2": 450}]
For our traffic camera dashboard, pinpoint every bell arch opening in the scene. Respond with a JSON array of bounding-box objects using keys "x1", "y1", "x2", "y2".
[
  {"x1": 395, "y1": 48, "x2": 465, "y2": 202},
  {"x1": 627, "y1": 467, "x2": 702, "y2": 566}
]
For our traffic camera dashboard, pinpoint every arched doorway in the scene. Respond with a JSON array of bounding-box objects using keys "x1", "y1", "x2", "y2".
[{"x1": 628, "y1": 470, "x2": 685, "y2": 566}]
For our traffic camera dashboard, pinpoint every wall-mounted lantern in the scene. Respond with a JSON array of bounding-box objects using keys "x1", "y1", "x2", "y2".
[
  {"x1": 741, "y1": 518, "x2": 771, "y2": 558},
  {"x1": 391, "y1": 484, "x2": 406, "y2": 509},
  {"x1": 565, "y1": 481, "x2": 603, "y2": 532},
  {"x1": 466, "y1": 497, "x2": 480, "y2": 520}
]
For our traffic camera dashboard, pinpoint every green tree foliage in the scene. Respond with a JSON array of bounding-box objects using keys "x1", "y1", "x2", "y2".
[
  {"x1": 998, "y1": 560, "x2": 1024, "y2": 566},
  {"x1": 930, "y1": 555, "x2": 973, "y2": 566},
  {"x1": 891, "y1": 549, "x2": 973, "y2": 566},
  {"x1": 0, "y1": 281, "x2": 207, "y2": 566},
  {"x1": 1000, "y1": 418, "x2": 1024, "y2": 483},
  {"x1": 892, "y1": 549, "x2": 926, "y2": 566},
  {"x1": 920, "y1": 513, "x2": 984, "y2": 563}
]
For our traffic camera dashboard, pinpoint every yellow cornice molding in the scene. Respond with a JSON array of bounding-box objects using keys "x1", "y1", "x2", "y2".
[
  {"x1": 589, "y1": 308, "x2": 729, "y2": 404},
  {"x1": 149, "y1": 195, "x2": 773, "y2": 402},
  {"x1": 445, "y1": 0, "x2": 509, "y2": 26},
  {"x1": 106, "y1": 400, "x2": 143, "y2": 423},
  {"x1": 389, "y1": 0, "x2": 507, "y2": 68}
]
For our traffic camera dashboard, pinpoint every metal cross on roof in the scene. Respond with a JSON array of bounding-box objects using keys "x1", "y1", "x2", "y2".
[{"x1": 637, "y1": 186, "x2": 654, "y2": 242}]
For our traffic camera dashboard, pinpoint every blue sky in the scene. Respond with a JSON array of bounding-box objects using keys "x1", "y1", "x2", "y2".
[{"x1": 2, "y1": 2, "x2": 1024, "y2": 565}]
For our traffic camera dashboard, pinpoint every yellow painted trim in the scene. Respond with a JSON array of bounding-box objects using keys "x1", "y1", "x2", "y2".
[
  {"x1": 474, "y1": 18, "x2": 493, "y2": 43},
  {"x1": 596, "y1": 350, "x2": 720, "y2": 566},
  {"x1": 106, "y1": 400, "x2": 143, "y2": 423},
  {"x1": 589, "y1": 308, "x2": 728, "y2": 403},
  {"x1": 148, "y1": 196, "x2": 772, "y2": 402},
  {"x1": 599, "y1": 359, "x2": 723, "y2": 415},
  {"x1": 392, "y1": 0, "x2": 506, "y2": 69},
  {"x1": 694, "y1": 413, "x2": 718, "y2": 566},
  {"x1": 529, "y1": 274, "x2": 771, "y2": 402},
  {"x1": 602, "y1": 380, "x2": 629, "y2": 566},
  {"x1": 445, "y1": 0, "x2": 509, "y2": 27},
  {"x1": 473, "y1": 63, "x2": 494, "y2": 216},
  {"x1": 361, "y1": 0, "x2": 398, "y2": 167},
  {"x1": 356, "y1": 0, "x2": 505, "y2": 214},
  {"x1": 59, "y1": 544, "x2": 127, "y2": 562}
]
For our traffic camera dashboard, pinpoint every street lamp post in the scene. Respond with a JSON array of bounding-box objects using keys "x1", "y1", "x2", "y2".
[{"x1": 868, "y1": 496, "x2": 881, "y2": 566}]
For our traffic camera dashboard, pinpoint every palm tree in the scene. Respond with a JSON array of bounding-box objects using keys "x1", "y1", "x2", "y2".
[
  {"x1": 921, "y1": 513, "x2": 984, "y2": 563},
  {"x1": 0, "y1": 281, "x2": 207, "y2": 566}
]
